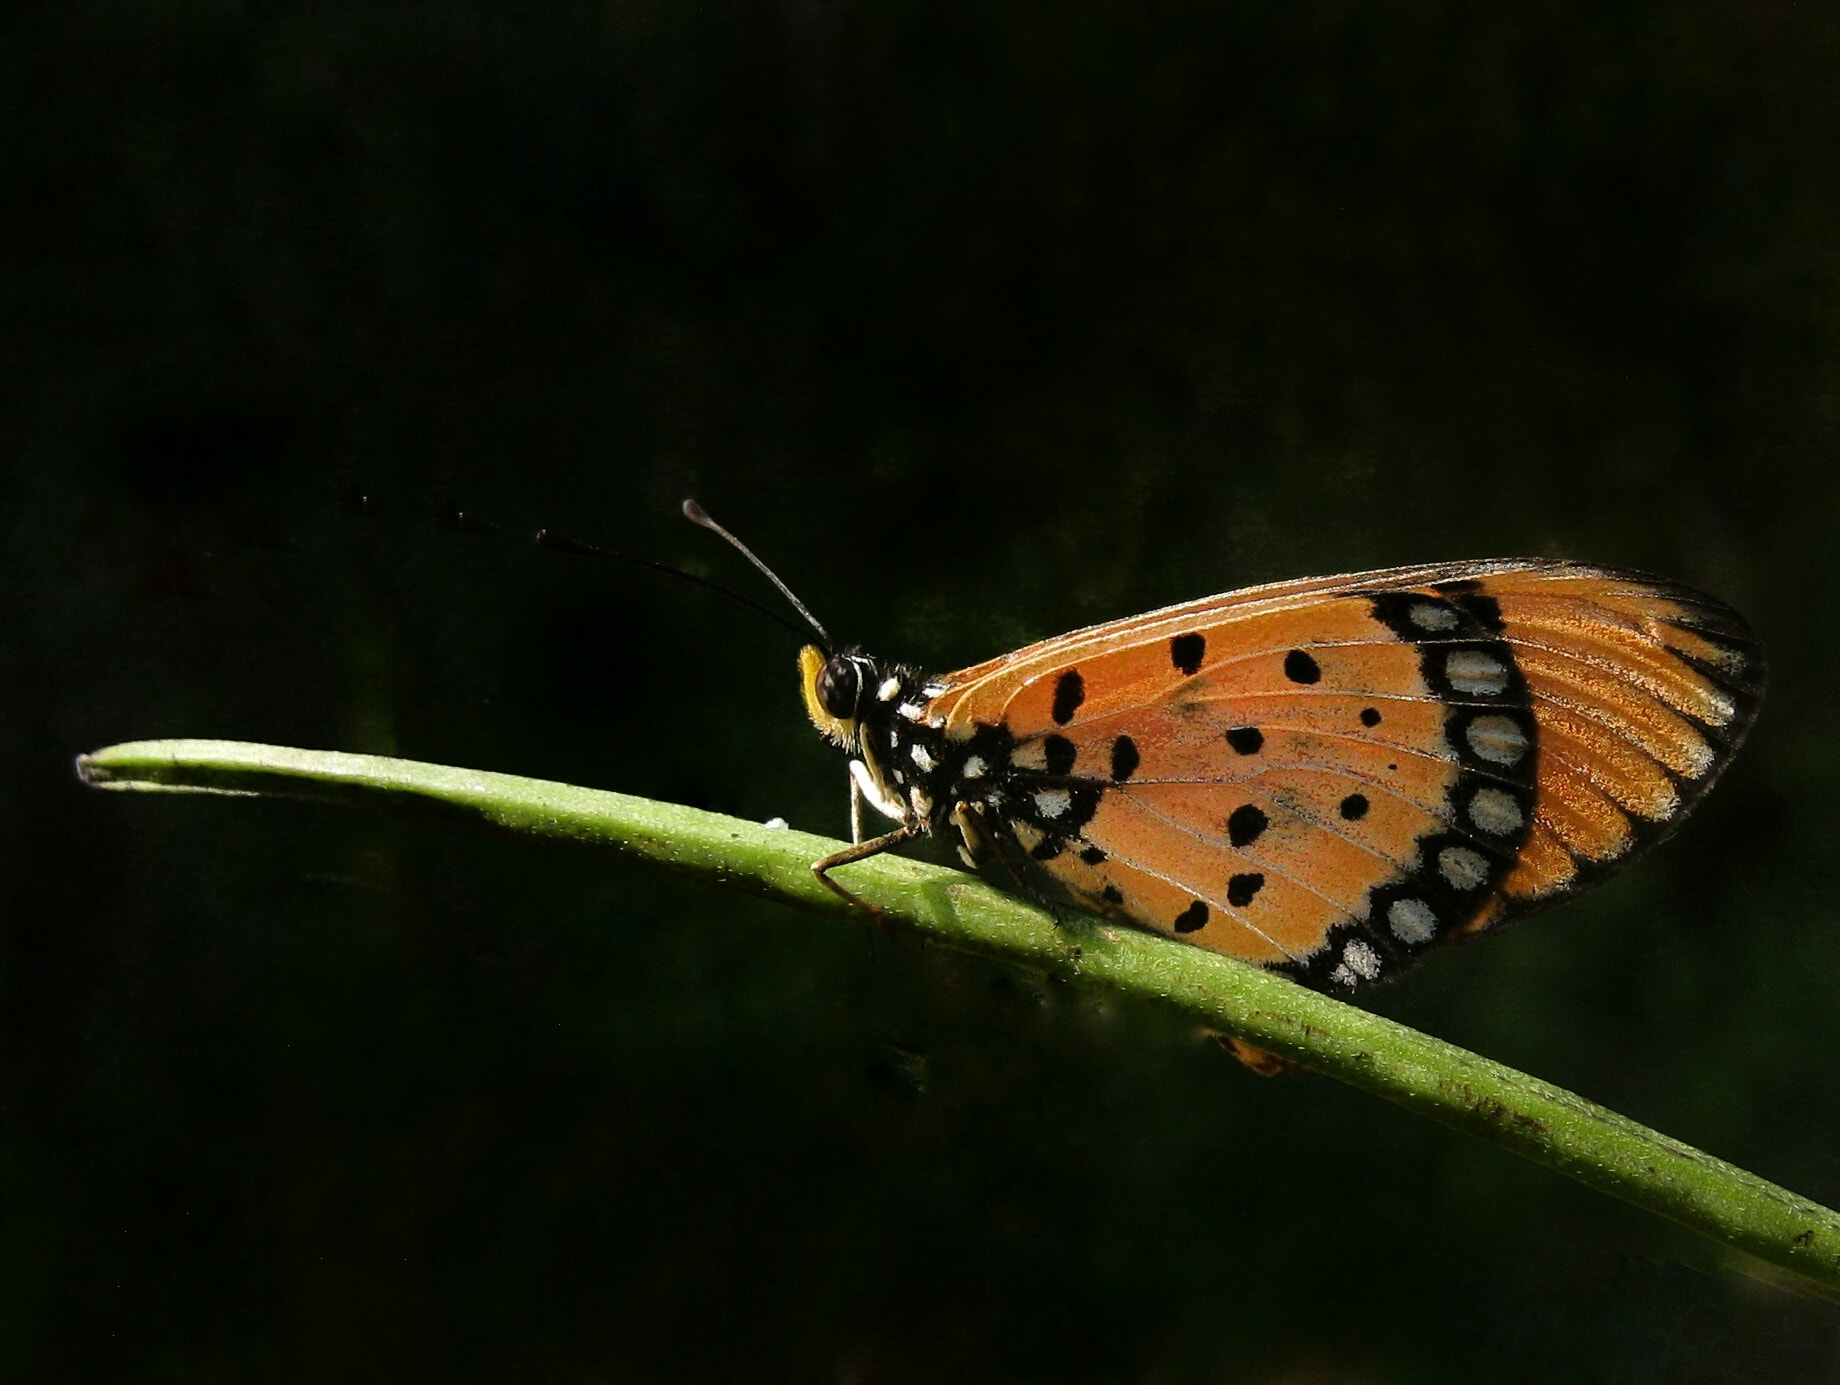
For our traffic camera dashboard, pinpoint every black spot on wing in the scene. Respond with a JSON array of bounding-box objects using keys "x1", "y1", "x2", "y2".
[
  {"x1": 1227, "y1": 873, "x2": 1264, "y2": 907},
  {"x1": 1170, "y1": 632, "x2": 1206, "y2": 676},
  {"x1": 1360, "y1": 707, "x2": 1381, "y2": 727},
  {"x1": 1043, "y1": 735, "x2": 1077, "y2": 776},
  {"x1": 1051, "y1": 670, "x2": 1085, "y2": 725},
  {"x1": 1339, "y1": 793, "x2": 1369, "y2": 821},
  {"x1": 1284, "y1": 650, "x2": 1321, "y2": 684},
  {"x1": 1110, "y1": 735, "x2": 1140, "y2": 781},
  {"x1": 1225, "y1": 726, "x2": 1264, "y2": 755},
  {"x1": 1173, "y1": 900, "x2": 1209, "y2": 933},
  {"x1": 1226, "y1": 804, "x2": 1268, "y2": 847}
]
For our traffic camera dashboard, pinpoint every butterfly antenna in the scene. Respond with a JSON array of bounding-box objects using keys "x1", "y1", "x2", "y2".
[{"x1": 681, "y1": 499, "x2": 833, "y2": 649}]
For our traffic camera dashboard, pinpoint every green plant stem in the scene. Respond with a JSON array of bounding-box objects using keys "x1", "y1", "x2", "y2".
[{"x1": 78, "y1": 737, "x2": 1840, "y2": 1295}]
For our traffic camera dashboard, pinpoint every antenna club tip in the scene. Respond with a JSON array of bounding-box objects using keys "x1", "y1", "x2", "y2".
[{"x1": 681, "y1": 496, "x2": 832, "y2": 647}]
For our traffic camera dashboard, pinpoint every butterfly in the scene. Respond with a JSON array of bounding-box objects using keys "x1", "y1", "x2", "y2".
[
  {"x1": 681, "y1": 509, "x2": 1762, "y2": 991},
  {"x1": 786, "y1": 557, "x2": 1767, "y2": 991}
]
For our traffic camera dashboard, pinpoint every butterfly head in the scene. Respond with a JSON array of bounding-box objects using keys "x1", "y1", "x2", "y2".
[
  {"x1": 679, "y1": 501, "x2": 965, "y2": 838},
  {"x1": 799, "y1": 641, "x2": 964, "y2": 839},
  {"x1": 800, "y1": 644, "x2": 879, "y2": 749}
]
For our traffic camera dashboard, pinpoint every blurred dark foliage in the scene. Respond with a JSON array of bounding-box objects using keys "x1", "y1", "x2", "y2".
[{"x1": 4, "y1": 2, "x2": 1839, "y2": 1380}]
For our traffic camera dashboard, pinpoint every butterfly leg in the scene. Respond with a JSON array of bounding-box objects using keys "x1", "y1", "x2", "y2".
[
  {"x1": 950, "y1": 802, "x2": 990, "y2": 868},
  {"x1": 812, "y1": 823, "x2": 924, "y2": 919}
]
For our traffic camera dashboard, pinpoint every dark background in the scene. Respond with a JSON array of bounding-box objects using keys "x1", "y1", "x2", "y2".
[{"x1": 5, "y1": 3, "x2": 1838, "y2": 1380}]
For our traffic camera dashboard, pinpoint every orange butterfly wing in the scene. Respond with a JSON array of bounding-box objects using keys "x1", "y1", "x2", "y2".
[{"x1": 923, "y1": 562, "x2": 1761, "y2": 988}]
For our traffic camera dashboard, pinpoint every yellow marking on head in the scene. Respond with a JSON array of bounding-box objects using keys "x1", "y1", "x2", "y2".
[{"x1": 799, "y1": 644, "x2": 854, "y2": 746}]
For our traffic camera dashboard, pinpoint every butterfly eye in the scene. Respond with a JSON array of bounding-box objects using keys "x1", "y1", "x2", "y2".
[{"x1": 816, "y1": 657, "x2": 863, "y2": 721}]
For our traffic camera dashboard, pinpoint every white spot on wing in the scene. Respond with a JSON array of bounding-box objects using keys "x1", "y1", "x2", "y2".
[
  {"x1": 1410, "y1": 602, "x2": 1460, "y2": 632},
  {"x1": 1387, "y1": 897, "x2": 1438, "y2": 944},
  {"x1": 1342, "y1": 939, "x2": 1382, "y2": 980},
  {"x1": 1445, "y1": 649, "x2": 1510, "y2": 695},
  {"x1": 1438, "y1": 845, "x2": 1490, "y2": 891},
  {"x1": 877, "y1": 677, "x2": 901, "y2": 702},
  {"x1": 921, "y1": 683, "x2": 948, "y2": 698},
  {"x1": 910, "y1": 743, "x2": 937, "y2": 773},
  {"x1": 1465, "y1": 714, "x2": 1529, "y2": 765},
  {"x1": 897, "y1": 703, "x2": 926, "y2": 722},
  {"x1": 1033, "y1": 788, "x2": 1072, "y2": 820},
  {"x1": 1329, "y1": 964, "x2": 1357, "y2": 988},
  {"x1": 1468, "y1": 787, "x2": 1524, "y2": 836},
  {"x1": 961, "y1": 755, "x2": 988, "y2": 779}
]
